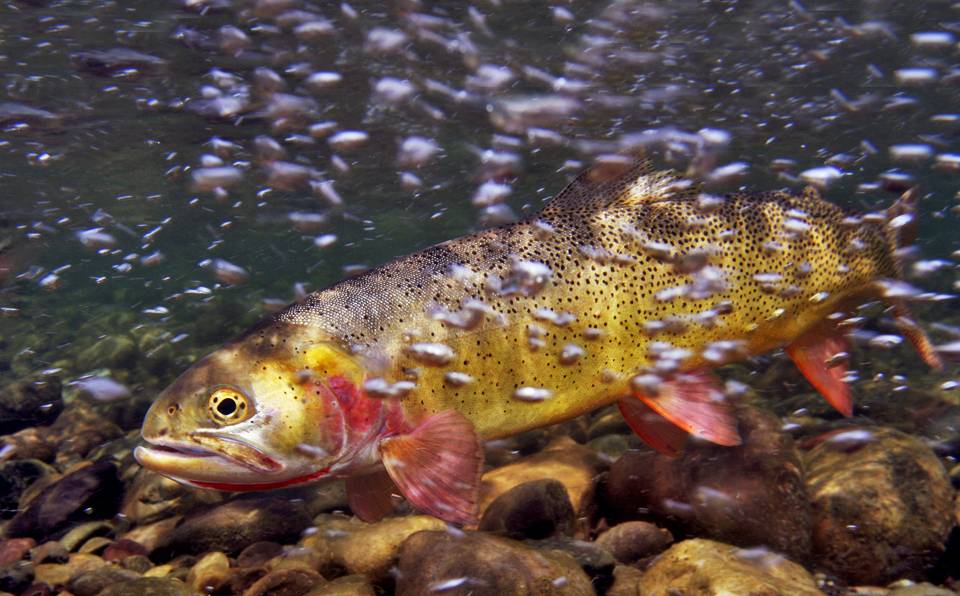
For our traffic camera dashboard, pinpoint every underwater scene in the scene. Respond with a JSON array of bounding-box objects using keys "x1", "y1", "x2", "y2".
[{"x1": 1, "y1": 0, "x2": 959, "y2": 594}]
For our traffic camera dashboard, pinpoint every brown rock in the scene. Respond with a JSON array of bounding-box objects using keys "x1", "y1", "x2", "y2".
[
  {"x1": 60, "y1": 520, "x2": 113, "y2": 552},
  {"x1": 805, "y1": 427, "x2": 955, "y2": 584},
  {"x1": 243, "y1": 568, "x2": 324, "y2": 596},
  {"x1": 165, "y1": 497, "x2": 312, "y2": 556},
  {"x1": 120, "y1": 515, "x2": 181, "y2": 554},
  {"x1": 77, "y1": 536, "x2": 112, "y2": 555},
  {"x1": 638, "y1": 539, "x2": 822, "y2": 595},
  {"x1": 0, "y1": 459, "x2": 56, "y2": 520},
  {"x1": 530, "y1": 537, "x2": 615, "y2": 590},
  {"x1": 5, "y1": 461, "x2": 122, "y2": 542},
  {"x1": 29, "y1": 541, "x2": 68, "y2": 564},
  {"x1": 305, "y1": 574, "x2": 375, "y2": 595},
  {"x1": 20, "y1": 582, "x2": 54, "y2": 596},
  {"x1": 606, "y1": 564, "x2": 645, "y2": 596},
  {"x1": 49, "y1": 404, "x2": 124, "y2": 466},
  {"x1": 102, "y1": 539, "x2": 149, "y2": 563},
  {"x1": 0, "y1": 376, "x2": 62, "y2": 435},
  {"x1": 121, "y1": 469, "x2": 222, "y2": 526},
  {"x1": 225, "y1": 566, "x2": 269, "y2": 595},
  {"x1": 1, "y1": 401, "x2": 124, "y2": 469},
  {"x1": 0, "y1": 559, "x2": 34, "y2": 593},
  {"x1": 888, "y1": 583, "x2": 957, "y2": 596},
  {"x1": 143, "y1": 563, "x2": 174, "y2": 578},
  {"x1": 120, "y1": 555, "x2": 153, "y2": 574},
  {"x1": 594, "y1": 521, "x2": 673, "y2": 565},
  {"x1": 33, "y1": 552, "x2": 109, "y2": 588},
  {"x1": 604, "y1": 405, "x2": 811, "y2": 560},
  {"x1": 0, "y1": 538, "x2": 36, "y2": 566},
  {"x1": 0, "y1": 427, "x2": 56, "y2": 462},
  {"x1": 586, "y1": 408, "x2": 631, "y2": 440},
  {"x1": 303, "y1": 480, "x2": 349, "y2": 517},
  {"x1": 302, "y1": 514, "x2": 445, "y2": 580},
  {"x1": 395, "y1": 530, "x2": 594, "y2": 595},
  {"x1": 265, "y1": 547, "x2": 326, "y2": 574},
  {"x1": 97, "y1": 576, "x2": 193, "y2": 596},
  {"x1": 479, "y1": 437, "x2": 607, "y2": 536},
  {"x1": 478, "y1": 478, "x2": 575, "y2": 539},
  {"x1": 68, "y1": 564, "x2": 141, "y2": 596},
  {"x1": 186, "y1": 551, "x2": 230, "y2": 594},
  {"x1": 237, "y1": 541, "x2": 284, "y2": 568},
  {"x1": 586, "y1": 434, "x2": 632, "y2": 462}
]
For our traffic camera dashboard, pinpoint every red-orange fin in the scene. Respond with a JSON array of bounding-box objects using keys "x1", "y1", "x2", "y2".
[
  {"x1": 785, "y1": 326, "x2": 853, "y2": 417},
  {"x1": 346, "y1": 468, "x2": 396, "y2": 522},
  {"x1": 892, "y1": 299, "x2": 944, "y2": 371},
  {"x1": 633, "y1": 369, "x2": 741, "y2": 446},
  {"x1": 379, "y1": 410, "x2": 483, "y2": 525},
  {"x1": 617, "y1": 398, "x2": 688, "y2": 457}
]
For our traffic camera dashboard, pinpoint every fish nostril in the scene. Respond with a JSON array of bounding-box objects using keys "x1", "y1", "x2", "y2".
[
  {"x1": 158, "y1": 427, "x2": 169, "y2": 437},
  {"x1": 166, "y1": 404, "x2": 178, "y2": 416}
]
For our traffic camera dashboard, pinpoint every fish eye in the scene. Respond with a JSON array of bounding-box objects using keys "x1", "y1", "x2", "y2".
[{"x1": 207, "y1": 388, "x2": 251, "y2": 425}]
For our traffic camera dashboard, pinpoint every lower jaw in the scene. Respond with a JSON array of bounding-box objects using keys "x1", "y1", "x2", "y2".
[
  {"x1": 181, "y1": 465, "x2": 332, "y2": 492},
  {"x1": 135, "y1": 445, "x2": 272, "y2": 482}
]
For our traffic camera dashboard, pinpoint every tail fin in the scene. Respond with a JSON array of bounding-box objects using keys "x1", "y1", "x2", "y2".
[
  {"x1": 882, "y1": 188, "x2": 944, "y2": 370},
  {"x1": 884, "y1": 187, "x2": 919, "y2": 274}
]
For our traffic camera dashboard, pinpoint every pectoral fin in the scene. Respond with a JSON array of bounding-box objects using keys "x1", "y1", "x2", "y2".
[
  {"x1": 786, "y1": 325, "x2": 853, "y2": 417},
  {"x1": 346, "y1": 468, "x2": 396, "y2": 522},
  {"x1": 379, "y1": 410, "x2": 484, "y2": 525},
  {"x1": 631, "y1": 369, "x2": 741, "y2": 447},
  {"x1": 617, "y1": 398, "x2": 688, "y2": 457}
]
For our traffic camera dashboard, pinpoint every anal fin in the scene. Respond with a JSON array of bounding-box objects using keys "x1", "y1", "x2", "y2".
[
  {"x1": 618, "y1": 398, "x2": 688, "y2": 457},
  {"x1": 786, "y1": 324, "x2": 853, "y2": 417},
  {"x1": 892, "y1": 299, "x2": 944, "y2": 371},
  {"x1": 631, "y1": 369, "x2": 741, "y2": 447},
  {"x1": 379, "y1": 410, "x2": 483, "y2": 525},
  {"x1": 346, "y1": 468, "x2": 396, "y2": 522}
]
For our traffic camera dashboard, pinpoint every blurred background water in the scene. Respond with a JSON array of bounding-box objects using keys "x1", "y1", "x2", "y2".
[
  {"x1": 0, "y1": 0, "x2": 959, "y2": 592},
  {"x1": 1, "y1": 0, "x2": 957, "y2": 393}
]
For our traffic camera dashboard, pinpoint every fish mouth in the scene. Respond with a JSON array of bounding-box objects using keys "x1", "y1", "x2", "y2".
[{"x1": 135, "y1": 434, "x2": 283, "y2": 482}]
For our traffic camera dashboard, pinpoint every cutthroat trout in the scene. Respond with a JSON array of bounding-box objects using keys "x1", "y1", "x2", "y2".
[{"x1": 135, "y1": 161, "x2": 942, "y2": 524}]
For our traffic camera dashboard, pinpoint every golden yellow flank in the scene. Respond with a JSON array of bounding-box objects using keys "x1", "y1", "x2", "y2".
[{"x1": 278, "y1": 162, "x2": 897, "y2": 440}]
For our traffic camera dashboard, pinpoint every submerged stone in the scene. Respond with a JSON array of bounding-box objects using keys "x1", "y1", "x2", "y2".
[
  {"x1": 121, "y1": 468, "x2": 223, "y2": 526},
  {"x1": 243, "y1": 568, "x2": 324, "y2": 596},
  {"x1": 479, "y1": 437, "x2": 606, "y2": 536},
  {"x1": 0, "y1": 460, "x2": 55, "y2": 521},
  {"x1": 5, "y1": 461, "x2": 122, "y2": 542},
  {"x1": 594, "y1": 521, "x2": 673, "y2": 566},
  {"x1": 0, "y1": 559, "x2": 34, "y2": 593},
  {"x1": 528, "y1": 537, "x2": 616, "y2": 592},
  {"x1": 68, "y1": 564, "x2": 141, "y2": 596},
  {"x1": 395, "y1": 530, "x2": 593, "y2": 596},
  {"x1": 0, "y1": 538, "x2": 36, "y2": 566},
  {"x1": 805, "y1": 426, "x2": 954, "y2": 584},
  {"x1": 638, "y1": 539, "x2": 821, "y2": 595},
  {"x1": 96, "y1": 577, "x2": 193, "y2": 596},
  {"x1": 304, "y1": 574, "x2": 375, "y2": 595},
  {"x1": 165, "y1": 497, "x2": 311, "y2": 556},
  {"x1": 0, "y1": 376, "x2": 62, "y2": 435},
  {"x1": 478, "y1": 478, "x2": 575, "y2": 539},
  {"x1": 302, "y1": 514, "x2": 445, "y2": 580},
  {"x1": 603, "y1": 404, "x2": 811, "y2": 560}
]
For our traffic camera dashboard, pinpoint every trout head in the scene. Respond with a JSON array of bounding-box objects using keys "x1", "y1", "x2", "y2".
[{"x1": 135, "y1": 320, "x2": 389, "y2": 491}]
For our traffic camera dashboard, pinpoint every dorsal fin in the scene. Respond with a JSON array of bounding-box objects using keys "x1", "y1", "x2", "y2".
[
  {"x1": 540, "y1": 158, "x2": 696, "y2": 219},
  {"x1": 799, "y1": 185, "x2": 823, "y2": 201}
]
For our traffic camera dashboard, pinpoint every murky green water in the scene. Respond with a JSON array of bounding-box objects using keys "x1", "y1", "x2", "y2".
[{"x1": 0, "y1": 0, "x2": 958, "y2": 594}]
